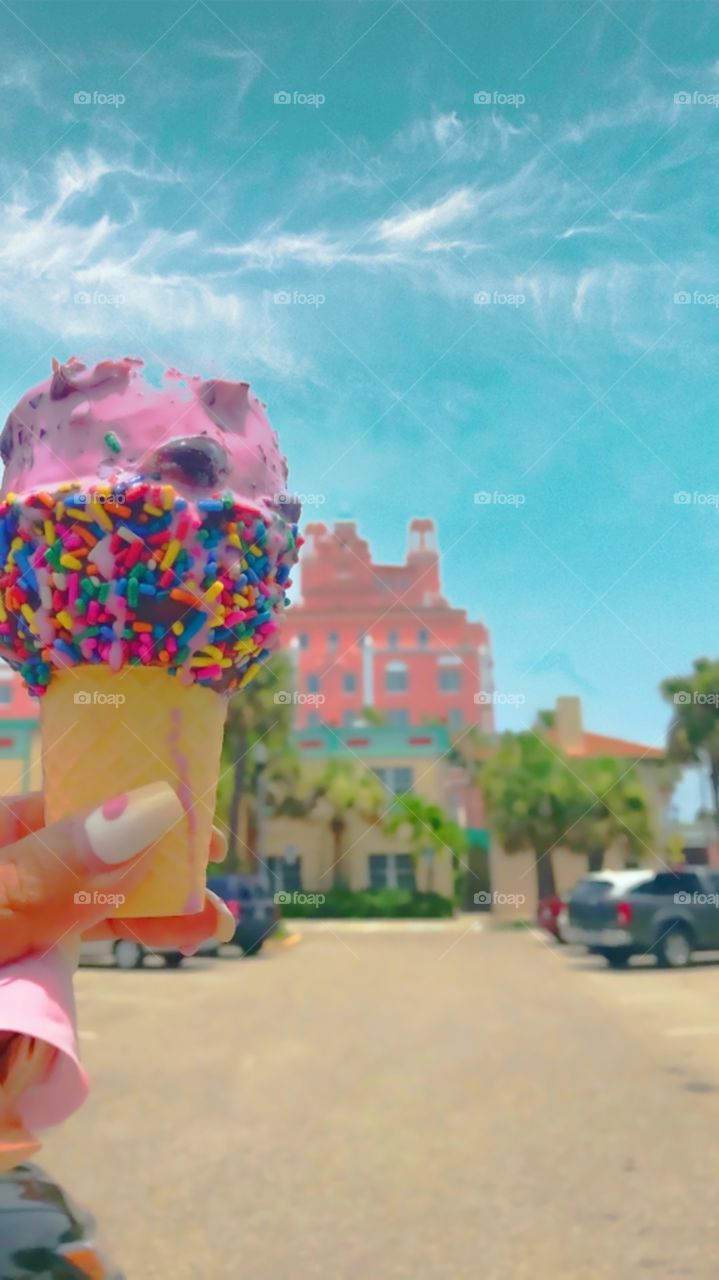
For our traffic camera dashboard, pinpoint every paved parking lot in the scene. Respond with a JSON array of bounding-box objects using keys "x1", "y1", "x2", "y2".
[{"x1": 41, "y1": 923, "x2": 719, "y2": 1279}]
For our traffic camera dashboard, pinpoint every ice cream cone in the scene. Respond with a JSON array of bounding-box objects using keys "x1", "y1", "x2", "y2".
[
  {"x1": 40, "y1": 666, "x2": 227, "y2": 917},
  {"x1": 0, "y1": 357, "x2": 302, "y2": 919}
]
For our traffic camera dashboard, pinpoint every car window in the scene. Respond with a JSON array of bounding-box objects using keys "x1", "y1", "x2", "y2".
[
  {"x1": 571, "y1": 879, "x2": 614, "y2": 901},
  {"x1": 633, "y1": 872, "x2": 702, "y2": 896}
]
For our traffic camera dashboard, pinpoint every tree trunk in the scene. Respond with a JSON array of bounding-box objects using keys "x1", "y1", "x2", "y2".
[
  {"x1": 331, "y1": 818, "x2": 346, "y2": 888},
  {"x1": 535, "y1": 850, "x2": 557, "y2": 900},
  {"x1": 710, "y1": 760, "x2": 719, "y2": 831},
  {"x1": 246, "y1": 805, "x2": 258, "y2": 873},
  {"x1": 227, "y1": 748, "x2": 246, "y2": 872},
  {"x1": 587, "y1": 847, "x2": 604, "y2": 873}
]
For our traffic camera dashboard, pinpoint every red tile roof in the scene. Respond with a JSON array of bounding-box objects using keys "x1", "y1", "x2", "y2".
[{"x1": 560, "y1": 731, "x2": 663, "y2": 760}]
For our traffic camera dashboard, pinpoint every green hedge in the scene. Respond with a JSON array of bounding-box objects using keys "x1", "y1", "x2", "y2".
[{"x1": 280, "y1": 887, "x2": 454, "y2": 919}]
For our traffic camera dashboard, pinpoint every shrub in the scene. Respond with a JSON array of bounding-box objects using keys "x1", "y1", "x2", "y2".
[{"x1": 280, "y1": 887, "x2": 454, "y2": 919}]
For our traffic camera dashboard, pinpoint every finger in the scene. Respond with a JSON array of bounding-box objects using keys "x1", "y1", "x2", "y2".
[
  {"x1": 0, "y1": 793, "x2": 46, "y2": 849},
  {"x1": 208, "y1": 825, "x2": 228, "y2": 864},
  {"x1": 83, "y1": 826, "x2": 229, "y2": 939},
  {"x1": 0, "y1": 782, "x2": 184, "y2": 966},
  {"x1": 103, "y1": 890, "x2": 235, "y2": 949}
]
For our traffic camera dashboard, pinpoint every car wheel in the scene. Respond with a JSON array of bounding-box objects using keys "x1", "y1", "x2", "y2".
[
  {"x1": 656, "y1": 925, "x2": 693, "y2": 969},
  {"x1": 603, "y1": 949, "x2": 631, "y2": 969},
  {"x1": 114, "y1": 940, "x2": 144, "y2": 970},
  {"x1": 164, "y1": 953, "x2": 184, "y2": 968},
  {"x1": 240, "y1": 939, "x2": 263, "y2": 957}
]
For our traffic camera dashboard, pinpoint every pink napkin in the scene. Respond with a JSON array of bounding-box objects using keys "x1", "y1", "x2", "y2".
[{"x1": 0, "y1": 950, "x2": 87, "y2": 1167}]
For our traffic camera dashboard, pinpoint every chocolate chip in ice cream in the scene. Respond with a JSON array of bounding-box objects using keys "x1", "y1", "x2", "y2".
[{"x1": 148, "y1": 436, "x2": 231, "y2": 490}]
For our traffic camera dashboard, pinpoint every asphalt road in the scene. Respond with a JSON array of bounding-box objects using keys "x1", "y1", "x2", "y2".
[{"x1": 41, "y1": 923, "x2": 719, "y2": 1280}]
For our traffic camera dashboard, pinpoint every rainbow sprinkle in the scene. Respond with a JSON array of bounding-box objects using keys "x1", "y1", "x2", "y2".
[{"x1": 0, "y1": 481, "x2": 301, "y2": 697}]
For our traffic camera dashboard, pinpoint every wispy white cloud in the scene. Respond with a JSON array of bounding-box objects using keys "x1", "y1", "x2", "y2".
[
  {"x1": 393, "y1": 109, "x2": 464, "y2": 153},
  {"x1": 210, "y1": 231, "x2": 353, "y2": 268},
  {"x1": 432, "y1": 110, "x2": 463, "y2": 146},
  {"x1": 374, "y1": 187, "x2": 474, "y2": 244},
  {"x1": 191, "y1": 40, "x2": 264, "y2": 116},
  {"x1": 0, "y1": 62, "x2": 46, "y2": 108},
  {"x1": 0, "y1": 150, "x2": 305, "y2": 378}
]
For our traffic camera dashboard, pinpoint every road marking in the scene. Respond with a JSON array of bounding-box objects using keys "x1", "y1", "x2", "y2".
[{"x1": 271, "y1": 931, "x2": 302, "y2": 949}]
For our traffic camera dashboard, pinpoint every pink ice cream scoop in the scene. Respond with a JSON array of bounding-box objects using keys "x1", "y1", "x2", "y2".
[
  {"x1": 0, "y1": 356, "x2": 302, "y2": 696},
  {"x1": 0, "y1": 356, "x2": 300, "y2": 522}
]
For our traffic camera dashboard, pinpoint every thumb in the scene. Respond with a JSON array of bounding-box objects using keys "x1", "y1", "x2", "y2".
[{"x1": 0, "y1": 783, "x2": 184, "y2": 963}]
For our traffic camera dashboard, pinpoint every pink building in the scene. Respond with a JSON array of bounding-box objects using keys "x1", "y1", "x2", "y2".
[{"x1": 282, "y1": 518, "x2": 494, "y2": 732}]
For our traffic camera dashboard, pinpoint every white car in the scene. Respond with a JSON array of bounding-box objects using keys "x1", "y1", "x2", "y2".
[{"x1": 78, "y1": 937, "x2": 216, "y2": 970}]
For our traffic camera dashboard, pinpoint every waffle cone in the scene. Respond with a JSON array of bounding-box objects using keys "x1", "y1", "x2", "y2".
[{"x1": 40, "y1": 666, "x2": 227, "y2": 917}]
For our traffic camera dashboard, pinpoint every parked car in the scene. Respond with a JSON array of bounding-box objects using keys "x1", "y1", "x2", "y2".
[
  {"x1": 566, "y1": 867, "x2": 719, "y2": 968},
  {"x1": 79, "y1": 875, "x2": 278, "y2": 969},
  {"x1": 0, "y1": 1162, "x2": 122, "y2": 1278},
  {"x1": 206, "y1": 874, "x2": 278, "y2": 956},
  {"x1": 537, "y1": 895, "x2": 567, "y2": 942},
  {"x1": 79, "y1": 937, "x2": 186, "y2": 970}
]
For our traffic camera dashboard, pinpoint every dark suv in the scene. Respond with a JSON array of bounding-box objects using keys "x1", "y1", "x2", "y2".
[
  {"x1": 567, "y1": 867, "x2": 719, "y2": 969},
  {"x1": 205, "y1": 875, "x2": 278, "y2": 956}
]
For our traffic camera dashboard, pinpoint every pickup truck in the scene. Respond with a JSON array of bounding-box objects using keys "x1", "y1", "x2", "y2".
[{"x1": 565, "y1": 867, "x2": 719, "y2": 969}]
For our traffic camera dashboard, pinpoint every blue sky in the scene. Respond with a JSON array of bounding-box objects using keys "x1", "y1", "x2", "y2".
[{"x1": 1, "y1": 0, "x2": 718, "y2": 807}]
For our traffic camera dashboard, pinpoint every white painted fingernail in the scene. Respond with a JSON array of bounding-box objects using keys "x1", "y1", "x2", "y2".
[{"x1": 84, "y1": 782, "x2": 183, "y2": 866}]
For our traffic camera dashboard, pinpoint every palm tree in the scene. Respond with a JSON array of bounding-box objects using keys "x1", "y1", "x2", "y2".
[
  {"x1": 308, "y1": 759, "x2": 386, "y2": 888},
  {"x1": 480, "y1": 731, "x2": 583, "y2": 900},
  {"x1": 661, "y1": 659, "x2": 719, "y2": 827},
  {"x1": 564, "y1": 756, "x2": 654, "y2": 872},
  {"x1": 384, "y1": 792, "x2": 467, "y2": 892},
  {"x1": 217, "y1": 652, "x2": 296, "y2": 870}
]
